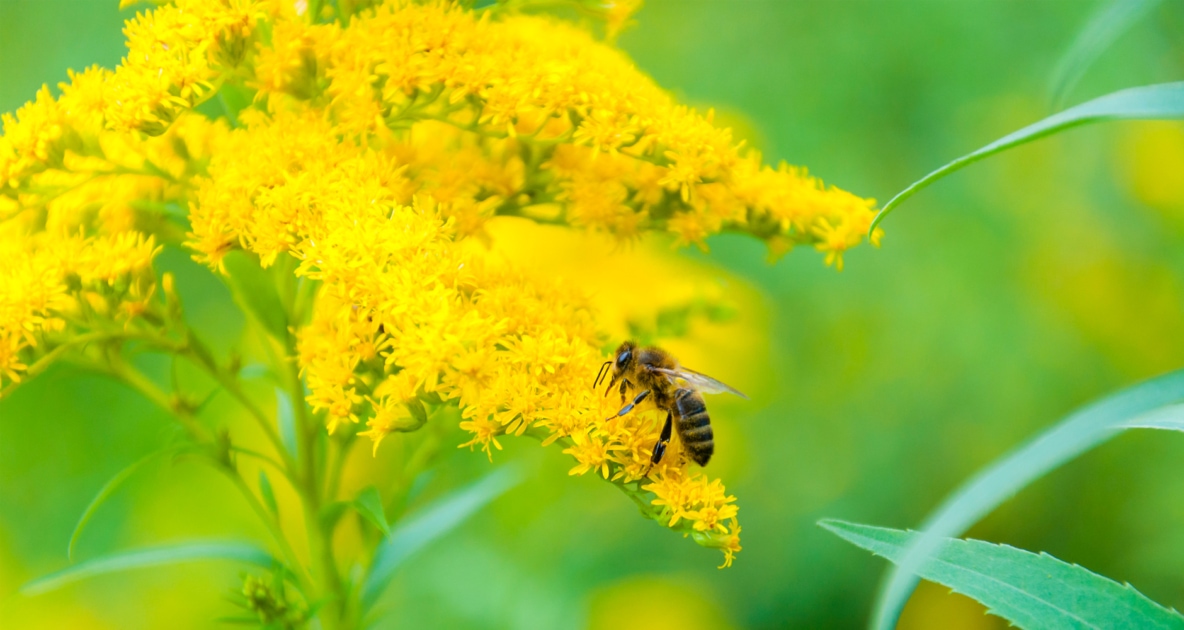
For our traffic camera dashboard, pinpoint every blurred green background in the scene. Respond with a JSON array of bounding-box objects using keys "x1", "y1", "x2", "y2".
[{"x1": 4, "y1": 0, "x2": 1184, "y2": 628}]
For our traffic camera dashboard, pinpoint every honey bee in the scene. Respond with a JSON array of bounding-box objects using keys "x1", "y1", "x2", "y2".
[{"x1": 592, "y1": 341, "x2": 748, "y2": 469}]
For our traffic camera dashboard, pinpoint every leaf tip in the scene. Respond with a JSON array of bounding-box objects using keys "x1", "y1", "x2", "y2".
[
  {"x1": 868, "y1": 208, "x2": 888, "y2": 236},
  {"x1": 816, "y1": 518, "x2": 845, "y2": 532}
]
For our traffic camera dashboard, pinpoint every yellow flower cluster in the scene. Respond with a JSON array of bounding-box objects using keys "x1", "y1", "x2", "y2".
[
  {"x1": 111, "y1": 0, "x2": 259, "y2": 134},
  {"x1": 0, "y1": 225, "x2": 163, "y2": 388},
  {"x1": 0, "y1": 0, "x2": 883, "y2": 565},
  {"x1": 190, "y1": 105, "x2": 741, "y2": 559},
  {"x1": 291, "y1": 1, "x2": 882, "y2": 264},
  {"x1": 0, "y1": 73, "x2": 218, "y2": 389}
]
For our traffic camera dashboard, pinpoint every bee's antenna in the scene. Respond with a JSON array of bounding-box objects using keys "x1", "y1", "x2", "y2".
[{"x1": 592, "y1": 360, "x2": 611, "y2": 389}]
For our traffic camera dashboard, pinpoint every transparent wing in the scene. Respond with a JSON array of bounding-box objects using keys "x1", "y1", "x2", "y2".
[{"x1": 652, "y1": 367, "x2": 749, "y2": 399}]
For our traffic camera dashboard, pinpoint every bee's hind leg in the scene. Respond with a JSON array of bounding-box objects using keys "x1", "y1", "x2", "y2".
[
  {"x1": 607, "y1": 388, "x2": 650, "y2": 420},
  {"x1": 645, "y1": 411, "x2": 674, "y2": 476}
]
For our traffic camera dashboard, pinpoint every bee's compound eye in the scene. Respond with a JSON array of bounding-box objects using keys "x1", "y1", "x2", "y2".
[{"x1": 616, "y1": 350, "x2": 631, "y2": 367}]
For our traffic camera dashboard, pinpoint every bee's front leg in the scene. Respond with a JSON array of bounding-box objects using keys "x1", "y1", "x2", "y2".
[
  {"x1": 618, "y1": 378, "x2": 632, "y2": 404},
  {"x1": 607, "y1": 388, "x2": 650, "y2": 420}
]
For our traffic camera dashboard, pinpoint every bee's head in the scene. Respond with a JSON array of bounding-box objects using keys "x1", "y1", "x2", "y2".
[
  {"x1": 593, "y1": 340, "x2": 637, "y2": 392},
  {"x1": 612, "y1": 340, "x2": 636, "y2": 375}
]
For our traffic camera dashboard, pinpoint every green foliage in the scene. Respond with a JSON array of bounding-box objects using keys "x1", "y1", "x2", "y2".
[
  {"x1": 823, "y1": 520, "x2": 1184, "y2": 630},
  {"x1": 259, "y1": 471, "x2": 280, "y2": 517},
  {"x1": 222, "y1": 251, "x2": 290, "y2": 343},
  {"x1": 68, "y1": 448, "x2": 178, "y2": 561},
  {"x1": 1123, "y1": 404, "x2": 1184, "y2": 431},
  {"x1": 871, "y1": 82, "x2": 1184, "y2": 232},
  {"x1": 4, "y1": 2, "x2": 1184, "y2": 628},
  {"x1": 224, "y1": 571, "x2": 310, "y2": 629},
  {"x1": 274, "y1": 388, "x2": 299, "y2": 460},
  {"x1": 361, "y1": 465, "x2": 523, "y2": 612},
  {"x1": 353, "y1": 486, "x2": 391, "y2": 536},
  {"x1": 870, "y1": 369, "x2": 1184, "y2": 629},
  {"x1": 1047, "y1": 0, "x2": 1161, "y2": 109},
  {"x1": 23, "y1": 541, "x2": 278, "y2": 597}
]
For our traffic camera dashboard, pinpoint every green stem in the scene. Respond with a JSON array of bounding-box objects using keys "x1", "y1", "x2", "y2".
[
  {"x1": 291, "y1": 275, "x2": 320, "y2": 328},
  {"x1": 223, "y1": 466, "x2": 315, "y2": 588},
  {"x1": 0, "y1": 330, "x2": 149, "y2": 399},
  {"x1": 383, "y1": 405, "x2": 450, "y2": 518},
  {"x1": 325, "y1": 433, "x2": 357, "y2": 503},
  {"x1": 230, "y1": 446, "x2": 301, "y2": 489},
  {"x1": 183, "y1": 339, "x2": 295, "y2": 472},
  {"x1": 281, "y1": 333, "x2": 346, "y2": 627},
  {"x1": 115, "y1": 321, "x2": 297, "y2": 474},
  {"x1": 103, "y1": 353, "x2": 314, "y2": 588},
  {"x1": 107, "y1": 355, "x2": 211, "y2": 443}
]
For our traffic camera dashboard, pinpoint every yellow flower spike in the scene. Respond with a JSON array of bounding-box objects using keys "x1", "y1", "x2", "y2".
[{"x1": 0, "y1": 0, "x2": 884, "y2": 568}]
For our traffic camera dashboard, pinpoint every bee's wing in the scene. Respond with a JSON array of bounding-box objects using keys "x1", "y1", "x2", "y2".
[{"x1": 652, "y1": 367, "x2": 750, "y2": 400}]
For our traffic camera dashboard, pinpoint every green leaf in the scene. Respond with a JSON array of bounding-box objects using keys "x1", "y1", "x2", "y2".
[
  {"x1": 319, "y1": 500, "x2": 350, "y2": 530},
  {"x1": 1122, "y1": 403, "x2": 1184, "y2": 431},
  {"x1": 360, "y1": 465, "x2": 521, "y2": 610},
  {"x1": 216, "y1": 82, "x2": 256, "y2": 128},
  {"x1": 258, "y1": 471, "x2": 279, "y2": 517},
  {"x1": 275, "y1": 387, "x2": 298, "y2": 459},
  {"x1": 68, "y1": 448, "x2": 179, "y2": 561},
  {"x1": 222, "y1": 250, "x2": 289, "y2": 342},
  {"x1": 353, "y1": 486, "x2": 391, "y2": 536},
  {"x1": 407, "y1": 398, "x2": 428, "y2": 428},
  {"x1": 1048, "y1": 0, "x2": 1161, "y2": 110},
  {"x1": 870, "y1": 369, "x2": 1184, "y2": 630},
  {"x1": 213, "y1": 616, "x2": 264, "y2": 625},
  {"x1": 238, "y1": 363, "x2": 271, "y2": 380},
  {"x1": 870, "y1": 82, "x2": 1184, "y2": 233},
  {"x1": 23, "y1": 541, "x2": 276, "y2": 596},
  {"x1": 822, "y1": 520, "x2": 1184, "y2": 630}
]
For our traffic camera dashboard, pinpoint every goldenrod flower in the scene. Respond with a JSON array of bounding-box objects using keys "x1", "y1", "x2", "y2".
[{"x1": 0, "y1": 0, "x2": 883, "y2": 567}]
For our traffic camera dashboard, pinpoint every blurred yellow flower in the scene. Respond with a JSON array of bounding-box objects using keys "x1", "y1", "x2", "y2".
[{"x1": 1118, "y1": 121, "x2": 1184, "y2": 211}]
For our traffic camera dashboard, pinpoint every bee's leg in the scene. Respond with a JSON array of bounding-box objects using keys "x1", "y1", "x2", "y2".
[
  {"x1": 607, "y1": 388, "x2": 650, "y2": 419},
  {"x1": 618, "y1": 378, "x2": 631, "y2": 403},
  {"x1": 645, "y1": 411, "x2": 674, "y2": 475},
  {"x1": 603, "y1": 373, "x2": 621, "y2": 398}
]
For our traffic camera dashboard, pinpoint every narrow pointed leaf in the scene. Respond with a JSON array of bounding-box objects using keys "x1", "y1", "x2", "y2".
[
  {"x1": 360, "y1": 465, "x2": 521, "y2": 610},
  {"x1": 1122, "y1": 403, "x2": 1184, "y2": 431},
  {"x1": 258, "y1": 470, "x2": 279, "y2": 516},
  {"x1": 23, "y1": 541, "x2": 276, "y2": 596},
  {"x1": 275, "y1": 388, "x2": 298, "y2": 459},
  {"x1": 1048, "y1": 0, "x2": 1161, "y2": 110},
  {"x1": 872, "y1": 369, "x2": 1184, "y2": 630},
  {"x1": 238, "y1": 363, "x2": 271, "y2": 380},
  {"x1": 353, "y1": 486, "x2": 391, "y2": 536},
  {"x1": 68, "y1": 448, "x2": 178, "y2": 560},
  {"x1": 871, "y1": 82, "x2": 1184, "y2": 232},
  {"x1": 823, "y1": 520, "x2": 1184, "y2": 630}
]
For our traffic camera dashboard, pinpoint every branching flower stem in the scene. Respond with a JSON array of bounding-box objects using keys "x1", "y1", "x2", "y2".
[{"x1": 101, "y1": 349, "x2": 314, "y2": 589}]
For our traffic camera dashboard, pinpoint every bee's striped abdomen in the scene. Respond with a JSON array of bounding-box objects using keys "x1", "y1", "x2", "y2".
[{"x1": 674, "y1": 388, "x2": 713, "y2": 466}]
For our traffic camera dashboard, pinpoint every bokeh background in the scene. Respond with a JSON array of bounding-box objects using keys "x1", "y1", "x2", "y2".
[{"x1": 3, "y1": 1, "x2": 1184, "y2": 628}]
